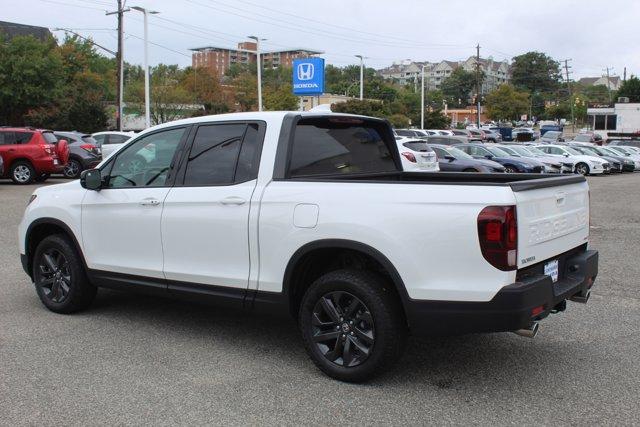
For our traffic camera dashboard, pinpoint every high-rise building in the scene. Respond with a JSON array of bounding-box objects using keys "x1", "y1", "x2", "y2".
[{"x1": 191, "y1": 42, "x2": 323, "y2": 75}]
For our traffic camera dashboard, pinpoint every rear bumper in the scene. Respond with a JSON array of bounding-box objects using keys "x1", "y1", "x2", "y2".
[
  {"x1": 406, "y1": 248, "x2": 598, "y2": 336},
  {"x1": 34, "y1": 157, "x2": 65, "y2": 173}
]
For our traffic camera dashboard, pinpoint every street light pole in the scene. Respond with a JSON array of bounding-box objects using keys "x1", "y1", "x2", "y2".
[
  {"x1": 355, "y1": 55, "x2": 365, "y2": 100},
  {"x1": 132, "y1": 6, "x2": 159, "y2": 128},
  {"x1": 421, "y1": 65, "x2": 425, "y2": 129},
  {"x1": 248, "y1": 35, "x2": 265, "y2": 111}
]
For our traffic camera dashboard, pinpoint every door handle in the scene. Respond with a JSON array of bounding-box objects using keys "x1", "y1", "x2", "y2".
[
  {"x1": 139, "y1": 198, "x2": 160, "y2": 206},
  {"x1": 220, "y1": 196, "x2": 246, "y2": 206}
]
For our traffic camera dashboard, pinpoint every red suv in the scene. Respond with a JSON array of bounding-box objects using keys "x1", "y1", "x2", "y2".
[{"x1": 0, "y1": 128, "x2": 69, "y2": 184}]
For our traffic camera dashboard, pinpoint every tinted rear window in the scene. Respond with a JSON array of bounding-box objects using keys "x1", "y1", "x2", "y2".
[
  {"x1": 42, "y1": 132, "x2": 58, "y2": 143},
  {"x1": 289, "y1": 118, "x2": 396, "y2": 177},
  {"x1": 402, "y1": 141, "x2": 432, "y2": 152},
  {"x1": 81, "y1": 136, "x2": 97, "y2": 144}
]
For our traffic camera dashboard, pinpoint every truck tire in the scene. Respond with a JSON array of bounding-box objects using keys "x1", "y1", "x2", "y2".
[
  {"x1": 32, "y1": 234, "x2": 97, "y2": 314},
  {"x1": 299, "y1": 269, "x2": 407, "y2": 382},
  {"x1": 10, "y1": 160, "x2": 35, "y2": 184}
]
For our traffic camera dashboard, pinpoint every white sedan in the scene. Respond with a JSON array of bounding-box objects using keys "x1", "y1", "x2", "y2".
[
  {"x1": 537, "y1": 144, "x2": 609, "y2": 175},
  {"x1": 91, "y1": 131, "x2": 135, "y2": 160},
  {"x1": 607, "y1": 146, "x2": 640, "y2": 169},
  {"x1": 395, "y1": 137, "x2": 439, "y2": 172}
]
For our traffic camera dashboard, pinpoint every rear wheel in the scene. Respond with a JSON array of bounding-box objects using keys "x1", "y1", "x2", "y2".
[
  {"x1": 10, "y1": 161, "x2": 35, "y2": 184},
  {"x1": 32, "y1": 234, "x2": 96, "y2": 313},
  {"x1": 299, "y1": 269, "x2": 407, "y2": 382},
  {"x1": 63, "y1": 158, "x2": 82, "y2": 179},
  {"x1": 504, "y1": 165, "x2": 517, "y2": 173},
  {"x1": 575, "y1": 162, "x2": 590, "y2": 175}
]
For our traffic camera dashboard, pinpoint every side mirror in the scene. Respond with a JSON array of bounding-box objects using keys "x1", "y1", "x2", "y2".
[
  {"x1": 563, "y1": 153, "x2": 570, "y2": 157},
  {"x1": 484, "y1": 154, "x2": 494, "y2": 160},
  {"x1": 444, "y1": 155, "x2": 455, "y2": 161},
  {"x1": 80, "y1": 168, "x2": 102, "y2": 191}
]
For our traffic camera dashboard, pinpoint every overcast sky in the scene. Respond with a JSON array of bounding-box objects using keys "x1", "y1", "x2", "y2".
[{"x1": 5, "y1": 0, "x2": 638, "y2": 79}]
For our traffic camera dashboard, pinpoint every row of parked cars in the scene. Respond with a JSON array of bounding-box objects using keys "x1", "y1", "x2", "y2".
[
  {"x1": 0, "y1": 127, "x2": 133, "y2": 184},
  {"x1": 394, "y1": 128, "x2": 640, "y2": 176}
]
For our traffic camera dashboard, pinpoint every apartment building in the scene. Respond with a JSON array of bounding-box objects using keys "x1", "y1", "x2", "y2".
[
  {"x1": 378, "y1": 57, "x2": 511, "y2": 93},
  {"x1": 191, "y1": 41, "x2": 322, "y2": 75}
]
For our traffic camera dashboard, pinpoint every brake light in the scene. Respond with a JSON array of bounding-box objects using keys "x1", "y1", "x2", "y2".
[
  {"x1": 80, "y1": 144, "x2": 96, "y2": 152},
  {"x1": 401, "y1": 152, "x2": 417, "y2": 163},
  {"x1": 477, "y1": 205, "x2": 518, "y2": 271},
  {"x1": 40, "y1": 144, "x2": 54, "y2": 155}
]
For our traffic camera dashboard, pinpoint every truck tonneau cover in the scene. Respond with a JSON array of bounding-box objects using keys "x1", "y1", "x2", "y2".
[{"x1": 286, "y1": 172, "x2": 586, "y2": 191}]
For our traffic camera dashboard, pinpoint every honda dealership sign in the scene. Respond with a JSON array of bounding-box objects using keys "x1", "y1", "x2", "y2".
[{"x1": 292, "y1": 58, "x2": 325, "y2": 96}]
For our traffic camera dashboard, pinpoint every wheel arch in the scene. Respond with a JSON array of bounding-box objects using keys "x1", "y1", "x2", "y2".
[
  {"x1": 282, "y1": 239, "x2": 411, "y2": 321},
  {"x1": 25, "y1": 218, "x2": 87, "y2": 280}
]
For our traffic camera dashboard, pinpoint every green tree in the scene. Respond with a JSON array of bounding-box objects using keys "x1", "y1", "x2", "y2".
[
  {"x1": 440, "y1": 68, "x2": 477, "y2": 107},
  {"x1": 485, "y1": 84, "x2": 530, "y2": 121},
  {"x1": 424, "y1": 109, "x2": 450, "y2": 129},
  {"x1": 388, "y1": 113, "x2": 410, "y2": 128},
  {"x1": 0, "y1": 35, "x2": 64, "y2": 125},
  {"x1": 510, "y1": 52, "x2": 562, "y2": 94},
  {"x1": 233, "y1": 73, "x2": 258, "y2": 111},
  {"x1": 264, "y1": 84, "x2": 298, "y2": 110},
  {"x1": 331, "y1": 99, "x2": 387, "y2": 117},
  {"x1": 616, "y1": 76, "x2": 640, "y2": 102},
  {"x1": 579, "y1": 84, "x2": 610, "y2": 103}
]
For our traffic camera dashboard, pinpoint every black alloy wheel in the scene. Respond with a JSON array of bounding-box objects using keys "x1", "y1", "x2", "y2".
[
  {"x1": 35, "y1": 248, "x2": 72, "y2": 303},
  {"x1": 311, "y1": 291, "x2": 375, "y2": 368}
]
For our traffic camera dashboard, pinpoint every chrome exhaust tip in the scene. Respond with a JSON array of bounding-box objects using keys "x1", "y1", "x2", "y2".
[
  {"x1": 513, "y1": 322, "x2": 539, "y2": 338},
  {"x1": 570, "y1": 290, "x2": 591, "y2": 304}
]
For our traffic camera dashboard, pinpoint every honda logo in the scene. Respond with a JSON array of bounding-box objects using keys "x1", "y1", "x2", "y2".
[{"x1": 297, "y1": 63, "x2": 314, "y2": 81}]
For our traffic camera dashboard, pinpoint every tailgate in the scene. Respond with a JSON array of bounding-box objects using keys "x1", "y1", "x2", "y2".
[{"x1": 513, "y1": 179, "x2": 589, "y2": 269}]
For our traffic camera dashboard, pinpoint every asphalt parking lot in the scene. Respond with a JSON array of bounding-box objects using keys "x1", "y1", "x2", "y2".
[{"x1": 1, "y1": 175, "x2": 639, "y2": 425}]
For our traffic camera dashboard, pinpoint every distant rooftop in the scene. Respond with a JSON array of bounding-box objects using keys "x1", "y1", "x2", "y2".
[{"x1": 0, "y1": 21, "x2": 53, "y2": 41}]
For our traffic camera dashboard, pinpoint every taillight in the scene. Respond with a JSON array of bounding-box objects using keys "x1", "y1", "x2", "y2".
[
  {"x1": 80, "y1": 144, "x2": 96, "y2": 152},
  {"x1": 477, "y1": 205, "x2": 517, "y2": 271},
  {"x1": 40, "y1": 144, "x2": 53, "y2": 155},
  {"x1": 401, "y1": 152, "x2": 417, "y2": 163}
]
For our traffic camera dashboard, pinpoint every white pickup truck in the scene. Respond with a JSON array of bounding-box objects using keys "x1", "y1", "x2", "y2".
[{"x1": 19, "y1": 112, "x2": 598, "y2": 382}]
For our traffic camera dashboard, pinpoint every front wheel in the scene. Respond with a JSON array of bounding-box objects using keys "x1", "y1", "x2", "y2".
[
  {"x1": 575, "y1": 162, "x2": 590, "y2": 175},
  {"x1": 32, "y1": 234, "x2": 97, "y2": 313},
  {"x1": 10, "y1": 160, "x2": 35, "y2": 184},
  {"x1": 299, "y1": 269, "x2": 407, "y2": 382},
  {"x1": 504, "y1": 165, "x2": 517, "y2": 173}
]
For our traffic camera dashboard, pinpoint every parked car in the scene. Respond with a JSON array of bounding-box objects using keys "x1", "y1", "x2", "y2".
[
  {"x1": 428, "y1": 144, "x2": 505, "y2": 172},
  {"x1": 0, "y1": 128, "x2": 68, "y2": 184},
  {"x1": 395, "y1": 129, "x2": 428, "y2": 139},
  {"x1": 512, "y1": 128, "x2": 535, "y2": 142},
  {"x1": 395, "y1": 138, "x2": 439, "y2": 172},
  {"x1": 572, "y1": 133, "x2": 602, "y2": 144},
  {"x1": 0, "y1": 153, "x2": 4, "y2": 177},
  {"x1": 483, "y1": 130, "x2": 502, "y2": 143},
  {"x1": 607, "y1": 139, "x2": 640, "y2": 149},
  {"x1": 53, "y1": 132, "x2": 103, "y2": 179},
  {"x1": 569, "y1": 144, "x2": 632, "y2": 173},
  {"x1": 18, "y1": 111, "x2": 598, "y2": 382},
  {"x1": 437, "y1": 130, "x2": 454, "y2": 136},
  {"x1": 606, "y1": 146, "x2": 640, "y2": 169},
  {"x1": 467, "y1": 129, "x2": 486, "y2": 142},
  {"x1": 450, "y1": 129, "x2": 472, "y2": 139},
  {"x1": 455, "y1": 143, "x2": 546, "y2": 173},
  {"x1": 496, "y1": 145, "x2": 562, "y2": 173},
  {"x1": 540, "y1": 131, "x2": 565, "y2": 144},
  {"x1": 537, "y1": 145, "x2": 609, "y2": 175},
  {"x1": 425, "y1": 135, "x2": 467, "y2": 145},
  {"x1": 92, "y1": 131, "x2": 135, "y2": 159}
]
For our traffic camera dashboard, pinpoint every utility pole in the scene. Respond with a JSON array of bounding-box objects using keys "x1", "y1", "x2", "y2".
[
  {"x1": 132, "y1": 6, "x2": 159, "y2": 129},
  {"x1": 420, "y1": 65, "x2": 425, "y2": 129},
  {"x1": 475, "y1": 44, "x2": 481, "y2": 128},
  {"x1": 605, "y1": 67, "x2": 613, "y2": 103},
  {"x1": 355, "y1": 55, "x2": 365, "y2": 100},
  {"x1": 563, "y1": 59, "x2": 575, "y2": 132},
  {"x1": 248, "y1": 36, "x2": 264, "y2": 111},
  {"x1": 107, "y1": 1, "x2": 130, "y2": 131},
  {"x1": 623, "y1": 67, "x2": 627, "y2": 82}
]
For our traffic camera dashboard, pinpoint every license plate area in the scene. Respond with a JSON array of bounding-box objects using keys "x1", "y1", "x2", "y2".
[{"x1": 544, "y1": 259, "x2": 559, "y2": 283}]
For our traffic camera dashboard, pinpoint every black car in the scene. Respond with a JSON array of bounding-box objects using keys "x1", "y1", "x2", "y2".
[
  {"x1": 454, "y1": 143, "x2": 545, "y2": 173},
  {"x1": 54, "y1": 132, "x2": 103, "y2": 179},
  {"x1": 429, "y1": 144, "x2": 505, "y2": 172}
]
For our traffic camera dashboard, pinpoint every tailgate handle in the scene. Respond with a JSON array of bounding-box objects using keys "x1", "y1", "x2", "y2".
[{"x1": 555, "y1": 192, "x2": 566, "y2": 206}]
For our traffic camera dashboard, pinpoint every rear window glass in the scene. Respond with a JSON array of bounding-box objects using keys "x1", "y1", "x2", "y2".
[
  {"x1": 82, "y1": 136, "x2": 97, "y2": 145},
  {"x1": 43, "y1": 132, "x2": 58, "y2": 143},
  {"x1": 402, "y1": 141, "x2": 432, "y2": 152},
  {"x1": 289, "y1": 118, "x2": 396, "y2": 177}
]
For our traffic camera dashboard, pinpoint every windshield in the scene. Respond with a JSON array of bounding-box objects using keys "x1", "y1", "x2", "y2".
[
  {"x1": 578, "y1": 146, "x2": 599, "y2": 156},
  {"x1": 497, "y1": 146, "x2": 519, "y2": 156},
  {"x1": 486, "y1": 146, "x2": 510, "y2": 157},
  {"x1": 599, "y1": 147, "x2": 619, "y2": 156},
  {"x1": 564, "y1": 147, "x2": 583, "y2": 156},
  {"x1": 42, "y1": 132, "x2": 58, "y2": 144},
  {"x1": 447, "y1": 146, "x2": 473, "y2": 160},
  {"x1": 510, "y1": 146, "x2": 533, "y2": 156},
  {"x1": 527, "y1": 146, "x2": 545, "y2": 156},
  {"x1": 402, "y1": 141, "x2": 431, "y2": 152}
]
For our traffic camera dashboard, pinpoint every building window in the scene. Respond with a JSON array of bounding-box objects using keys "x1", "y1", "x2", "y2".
[
  {"x1": 594, "y1": 115, "x2": 606, "y2": 130},
  {"x1": 606, "y1": 114, "x2": 617, "y2": 130}
]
